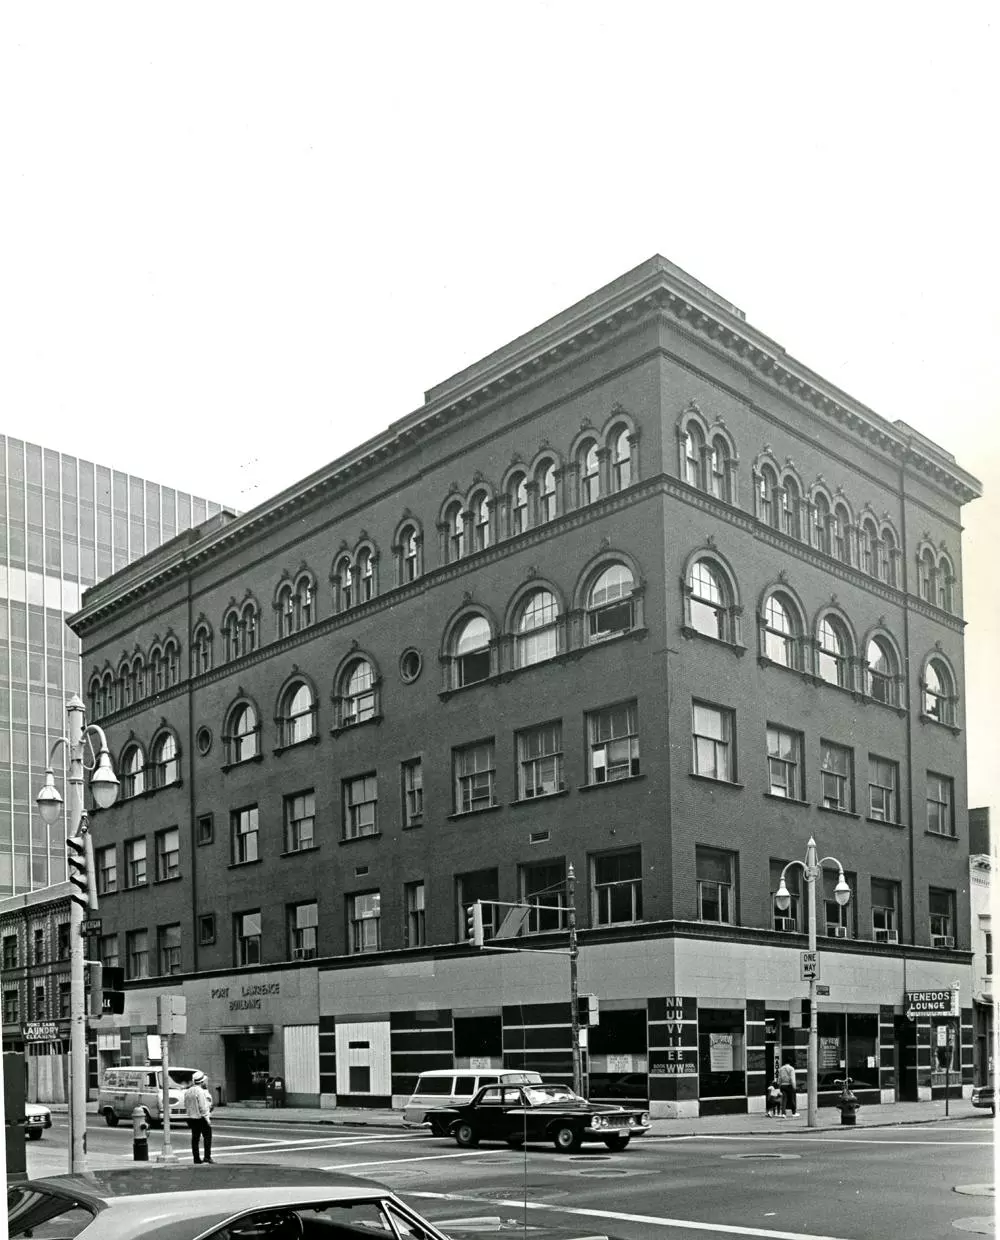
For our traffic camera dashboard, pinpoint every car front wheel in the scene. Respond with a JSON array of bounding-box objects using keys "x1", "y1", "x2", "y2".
[
  {"x1": 454, "y1": 1122, "x2": 479, "y2": 1148},
  {"x1": 104, "y1": 1110, "x2": 120, "y2": 1128},
  {"x1": 603, "y1": 1134, "x2": 630, "y2": 1151},
  {"x1": 27, "y1": 1130, "x2": 42, "y2": 1140},
  {"x1": 553, "y1": 1124, "x2": 581, "y2": 1153}
]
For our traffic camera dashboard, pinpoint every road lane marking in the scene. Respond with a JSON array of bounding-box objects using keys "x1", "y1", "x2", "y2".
[
  {"x1": 664, "y1": 1134, "x2": 992, "y2": 1148},
  {"x1": 321, "y1": 1151, "x2": 500, "y2": 1171},
  {"x1": 408, "y1": 1189, "x2": 854, "y2": 1239}
]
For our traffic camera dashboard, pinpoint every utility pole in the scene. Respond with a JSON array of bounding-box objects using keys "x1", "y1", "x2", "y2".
[{"x1": 568, "y1": 863, "x2": 582, "y2": 1096}]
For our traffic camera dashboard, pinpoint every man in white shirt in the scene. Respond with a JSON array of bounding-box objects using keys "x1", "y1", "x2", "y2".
[
  {"x1": 777, "y1": 1058, "x2": 798, "y2": 1116},
  {"x1": 184, "y1": 1072, "x2": 214, "y2": 1163}
]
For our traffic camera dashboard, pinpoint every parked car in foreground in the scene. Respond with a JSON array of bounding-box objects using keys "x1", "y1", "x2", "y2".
[
  {"x1": 971, "y1": 1082, "x2": 995, "y2": 1115},
  {"x1": 7, "y1": 1165, "x2": 617, "y2": 1240},
  {"x1": 24, "y1": 1102, "x2": 52, "y2": 1139},
  {"x1": 427, "y1": 1081, "x2": 651, "y2": 1152}
]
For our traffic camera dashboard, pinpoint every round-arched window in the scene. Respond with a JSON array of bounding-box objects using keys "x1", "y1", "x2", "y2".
[
  {"x1": 342, "y1": 659, "x2": 376, "y2": 725},
  {"x1": 150, "y1": 733, "x2": 178, "y2": 788},
  {"x1": 515, "y1": 590, "x2": 560, "y2": 667},
  {"x1": 281, "y1": 682, "x2": 315, "y2": 746},
  {"x1": 122, "y1": 745, "x2": 145, "y2": 799},
  {"x1": 453, "y1": 616, "x2": 491, "y2": 686},
  {"x1": 229, "y1": 703, "x2": 259, "y2": 763},
  {"x1": 611, "y1": 427, "x2": 631, "y2": 491},
  {"x1": 763, "y1": 595, "x2": 797, "y2": 667},
  {"x1": 923, "y1": 659, "x2": 955, "y2": 724},
  {"x1": 817, "y1": 617, "x2": 850, "y2": 687},
  {"x1": 580, "y1": 441, "x2": 600, "y2": 505},
  {"x1": 587, "y1": 565, "x2": 635, "y2": 642},
  {"x1": 867, "y1": 638, "x2": 897, "y2": 705},
  {"x1": 688, "y1": 560, "x2": 729, "y2": 641}
]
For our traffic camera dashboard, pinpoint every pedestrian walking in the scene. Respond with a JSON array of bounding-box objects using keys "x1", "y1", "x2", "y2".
[
  {"x1": 184, "y1": 1071, "x2": 214, "y2": 1163},
  {"x1": 777, "y1": 1058, "x2": 798, "y2": 1116},
  {"x1": 766, "y1": 1077, "x2": 784, "y2": 1117}
]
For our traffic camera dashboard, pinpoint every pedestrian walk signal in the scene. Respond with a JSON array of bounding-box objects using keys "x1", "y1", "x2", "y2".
[
  {"x1": 466, "y1": 901, "x2": 484, "y2": 948},
  {"x1": 789, "y1": 997, "x2": 812, "y2": 1028}
]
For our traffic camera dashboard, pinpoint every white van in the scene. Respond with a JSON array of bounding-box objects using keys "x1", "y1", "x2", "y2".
[
  {"x1": 402, "y1": 1068, "x2": 543, "y2": 1132},
  {"x1": 98, "y1": 1065, "x2": 203, "y2": 1127}
]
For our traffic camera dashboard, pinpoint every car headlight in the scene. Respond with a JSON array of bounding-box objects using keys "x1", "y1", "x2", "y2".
[
  {"x1": 592, "y1": 1115, "x2": 605, "y2": 1128},
  {"x1": 627, "y1": 1115, "x2": 636, "y2": 1127},
  {"x1": 641, "y1": 1112, "x2": 650, "y2": 1126}
]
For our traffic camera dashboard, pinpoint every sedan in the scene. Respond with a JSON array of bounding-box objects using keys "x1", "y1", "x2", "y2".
[
  {"x1": 428, "y1": 1081, "x2": 651, "y2": 1152},
  {"x1": 24, "y1": 1102, "x2": 52, "y2": 1140},
  {"x1": 7, "y1": 1165, "x2": 616, "y2": 1240}
]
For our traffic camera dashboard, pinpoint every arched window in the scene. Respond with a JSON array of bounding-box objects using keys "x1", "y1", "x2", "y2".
[
  {"x1": 241, "y1": 602, "x2": 259, "y2": 653},
  {"x1": 762, "y1": 594, "x2": 799, "y2": 668},
  {"x1": 880, "y1": 528, "x2": 897, "y2": 586},
  {"x1": 445, "y1": 501, "x2": 465, "y2": 561},
  {"x1": 340, "y1": 658, "x2": 377, "y2": 725},
  {"x1": 356, "y1": 551, "x2": 374, "y2": 603},
  {"x1": 579, "y1": 440, "x2": 600, "y2": 505},
  {"x1": 537, "y1": 462, "x2": 558, "y2": 523},
  {"x1": 297, "y1": 575, "x2": 315, "y2": 627},
  {"x1": 923, "y1": 659, "x2": 955, "y2": 725},
  {"x1": 866, "y1": 637, "x2": 898, "y2": 705},
  {"x1": 121, "y1": 744, "x2": 145, "y2": 798},
  {"x1": 687, "y1": 559, "x2": 731, "y2": 641},
  {"x1": 276, "y1": 584, "x2": 295, "y2": 638},
  {"x1": 335, "y1": 556, "x2": 354, "y2": 610},
  {"x1": 859, "y1": 519, "x2": 878, "y2": 576},
  {"x1": 781, "y1": 477, "x2": 801, "y2": 539},
  {"x1": 610, "y1": 427, "x2": 631, "y2": 492},
  {"x1": 150, "y1": 733, "x2": 179, "y2": 788},
  {"x1": 130, "y1": 656, "x2": 144, "y2": 702},
  {"x1": 471, "y1": 493, "x2": 491, "y2": 552},
  {"x1": 812, "y1": 494, "x2": 831, "y2": 554},
  {"x1": 101, "y1": 671, "x2": 115, "y2": 716},
  {"x1": 508, "y1": 473, "x2": 528, "y2": 536},
  {"x1": 817, "y1": 616, "x2": 851, "y2": 688},
  {"x1": 918, "y1": 548, "x2": 936, "y2": 602},
  {"x1": 88, "y1": 676, "x2": 101, "y2": 719},
  {"x1": 833, "y1": 505, "x2": 851, "y2": 563},
  {"x1": 279, "y1": 681, "x2": 315, "y2": 746},
  {"x1": 515, "y1": 590, "x2": 560, "y2": 667},
  {"x1": 758, "y1": 466, "x2": 778, "y2": 527},
  {"x1": 937, "y1": 555, "x2": 954, "y2": 612},
  {"x1": 118, "y1": 662, "x2": 132, "y2": 709},
  {"x1": 683, "y1": 426, "x2": 704, "y2": 488},
  {"x1": 165, "y1": 640, "x2": 179, "y2": 686},
  {"x1": 587, "y1": 564, "x2": 635, "y2": 642},
  {"x1": 192, "y1": 625, "x2": 212, "y2": 676},
  {"x1": 452, "y1": 616, "x2": 492, "y2": 687},
  {"x1": 149, "y1": 648, "x2": 164, "y2": 695},
  {"x1": 709, "y1": 436, "x2": 731, "y2": 502},
  {"x1": 226, "y1": 702, "x2": 259, "y2": 764},
  {"x1": 399, "y1": 524, "x2": 420, "y2": 582},
  {"x1": 223, "y1": 611, "x2": 241, "y2": 661}
]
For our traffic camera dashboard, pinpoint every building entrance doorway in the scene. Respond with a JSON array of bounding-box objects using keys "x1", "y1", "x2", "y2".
[
  {"x1": 225, "y1": 1034, "x2": 271, "y2": 1102},
  {"x1": 894, "y1": 1014, "x2": 918, "y2": 1101}
]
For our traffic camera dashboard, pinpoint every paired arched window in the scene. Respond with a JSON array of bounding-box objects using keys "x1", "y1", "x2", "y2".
[
  {"x1": 880, "y1": 528, "x2": 897, "y2": 586},
  {"x1": 338, "y1": 657, "x2": 378, "y2": 726},
  {"x1": 223, "y1": 602, "x2": 259, "y2": 661},
  {"x1": 278, "y1": 680, "x2": 316, "y2": 746},
  {"x1": 817, "y1": 615, "x2": 852, "y2": 688},
  {"x1": 812, "y1": 494, "x2": 831, "y2": 555},
  {"x1": 507, "y1": 472, "x2": 529, "y2": 537},
  {"x1": 277, "y1": 574, "x2": 315, "y2": 638},
  {"x1": 334, "y1": 555, "x2": 354, "y2": 610},
  {"x1": 937, "y1": 555, "x2": 954, "y2": 612},
  {"x1": 225, "y1": 701, "x2": 260, "y2": 764},
  {"x1": 757, "y1": 465, "x2": 778, "y2": 528},
  {"x1": 587, "y1": 564, "x2": 636, "y2": 643},
  {"x1": 192, "y1": 624, "x2": 212, "y2": 676},
  {"x1": 579, "y1": 439, "x2": 600, "y2": 505},
  {"x1": 762, "y1": 593, "x2": 801, "y2": 668},
  {"x1": 357, "y1": 549, "x2": 375, "y2": 602},
  {"x1": 397, "y1": 522, "x2": 421, "y2": 584},
  {"x1": 117, "y1": 661, "x2": 132, "y2": 708},
  {"x1": 683, "y1": 425, "x2": 704, "y2": 488},
  {"x1": 121, "y1": 743, "x2": 146, "y2": 799},
  {"x1": 709, "y1": 436, "x2": 732, "y2": 502},
  {"x1": 781, "y1": 477, "x2": 801, "y2": 539},
  {"x1": 686, "y1": 558, "x2": 735, "y2": 643},
  {"x1": 536, "y1": 461, "x2": 558, "y2": 524},
  {"x1": 470, "y1": 492, "x2": 491, "y2": 552},
  {"x1": 444, "y1": 500, "x2": 465, "y2": 562},
  {"x1": 100, "y1": 671, "x2": 115, "y2": 717},
  {"x1": 451, "y1": 615, "x2": 492, "y2": 687},
  {"x1": 918, "y1": 547, "x2": 936, "y2": 602},
  {"x1": 923, "y1": 657, "x2": 956, "y2": 726},
  {"x1": 866, "y1": 637, "x2": 899, "y2": 705},
  {"x1": 610, "y1": 426, "x2": 632, "y2": 492},
  {"x1": 515, "y1": 589, "x2": 560, "y2": 667},
  {"x1": 832, "y1": 505, "x2": 851, "y2": 564},
  {"x1": 149, "y1": 647, "x2": 165, "y2": 695},
  {"x1": 149, "y1": 732, "x2": 179, "y2": 788},
  {"x1": 859, "y1": 518, "x2": 878, "y2": 576}
]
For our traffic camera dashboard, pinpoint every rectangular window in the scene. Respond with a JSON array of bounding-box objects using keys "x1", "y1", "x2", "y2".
[
  {"x1": 691, "y1": 701, "x2": 733, "y2": 781},
  {"x1": 34, "y1": 928, "x2": 45, "y2": 964},
  {"x1": 235, "y1": 910, "x2": 262, "y2": 966},
  {"x1": 591, "y1": 848, "x2": 643, "y2": 926},
  {"x1": 57, "y1": 922, "x2": 71, "y2": 960},
  {"x1": 155, "y1": 827, "x2": 180, "y2": 881},
  {"x1": 96, "y1": 844, "x2": 117, "y2": 894},
  {"x1": 766, "y1": 726, "x2": 802, "y2": 799},
  {"x1": 770, "y1": 860, "x2": 801, "y2": 931},
  {"x1": 929, "y1": 888, "x2": 956, "y2": 946},
  {"x1": 284, "y1": 790, "x2": 316, "y2": 852},
  {"x1": 196, "y1": 813, "x2": 214, "y2": 846},
  {"x1": 198, "y1": 915, "x2": 216, "y2": 946},
  {"x1": 34, "y1": 985, "x2": 46, "y2": 1018},
  {"x1": 587, "y1": 701, "x2": 639, "y2": 784},
  {"x1": 99, "y1": 933, "x2": 119, "y2": 968},
  {"x1": 458, "y1": 868, "x2": 499, "y2": 942},
  {"x1": 926, "y1": 773, "x2": 955, "y2": 836},
  {"x1": 59, "y1": 982, "x2": 71, "y2": 1019},
  {"x1": 454, "y1": 740, "x2": 496, "y2": 812},
  {"x1": 288, "y1": 901, "x2": 318, "y2": 960},
  {"x1": 2, "y1": 936, "x2": 16, "y2": 970},
  {"x1": 986, "y1": 931, "x2": 993, "y2": 977},
  {"x1": 869, "y1": 755, "x2": 899, "y2": 823},
  {"x1": 157, "y1": 923, "x2": 182, "y2": 975},
  {"x1": 405, "y1": 881, "x2": 426, "y2": 948},
  {"x1": 824, "y1": 869, "x2": 857, "y2": 938},
  {"x1": 517, "y1": 721, "x2": 564, "y2": 799},
  {"x1": 696, "y1": 847, "x2": 736, "y2": 924},
  {"x1": 3, "y1": 991, "x2": 18, "y2": 1024},
  {"x1": 349, "y1": 892, "x2": 381, "y2": 954},
  {"x1": 402, "y1": 759, "x2": 423, "y2": 826},
  {"x1": 125, "y1": 929, "x2": 149, "y2": 980},
  {"x1": 820, "y1": 740, "x2": 853, "y2": 812},
  {"x1": 871, "y1": 878, "x2": 900, "y2": 941},
  {"x1": 344, "y1": 774, "x2": 378, "y2": 839},
  {"x1": 521, "y1": 859, "x2": 567, "y2": 932},
  {"x1": 124, "y1": 837, "x2": 147, "y2": 887},
  {"x1": 231, "y1": 806, "x2": 259, "y2": 864}
]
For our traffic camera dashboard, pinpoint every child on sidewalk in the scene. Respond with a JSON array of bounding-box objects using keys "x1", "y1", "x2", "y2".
[{"x1": 766, "y1": 1078, "x2": 784, "y2": 1117}]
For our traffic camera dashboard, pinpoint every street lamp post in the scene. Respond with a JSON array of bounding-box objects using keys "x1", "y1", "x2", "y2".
[
  {"x1": 774, "y1": 836, "x2": 851, "y2": 1129},
  {"x1": 36, "y1": 694, "x2": 119, "y2": 1174}
]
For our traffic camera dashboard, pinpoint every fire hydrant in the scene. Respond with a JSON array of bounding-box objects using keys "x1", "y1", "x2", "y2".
[
  {"x1": 132, "y1": 1106, "x2": 149, "y2": 1161},
  {"x1": 836, "y1": 1078, "x2": 860, "y2": 1126}
]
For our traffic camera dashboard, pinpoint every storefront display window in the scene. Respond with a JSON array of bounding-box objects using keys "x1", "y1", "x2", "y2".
[
  {"x1": 698, "y1": 1007, "x2": 745, "y2": 1098},
  {"x1": 815, "y1": 1012, "x2": 878, "y2": 1091}
]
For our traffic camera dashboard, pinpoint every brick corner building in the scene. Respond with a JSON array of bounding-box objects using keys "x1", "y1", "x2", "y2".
[{"x1": 66, "y1": 256, "x2": 981, "y2": 1117}]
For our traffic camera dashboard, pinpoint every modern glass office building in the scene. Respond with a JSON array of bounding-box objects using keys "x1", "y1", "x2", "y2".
[{"x1": 0, "y1": 435, "x2": 227, "y2": 896}]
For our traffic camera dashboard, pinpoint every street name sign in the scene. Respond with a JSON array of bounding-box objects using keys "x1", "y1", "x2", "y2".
[
  {"x1": 22, "y1": 1021, "x2": 59, "y2": 1042},
  {"x1": 800, "y1": 951, "x2": 819, "y2": 980},
  {"x1": 81, "y1": 918, "x2": 102, "y2": 936},
  {"x1": 905, "y1": 990, "x2": 954, "y2": 1019}
]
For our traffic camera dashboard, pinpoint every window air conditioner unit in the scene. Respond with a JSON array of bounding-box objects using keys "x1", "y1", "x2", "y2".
[
  {"x1": 875, "y1": 929, "x2": 898, "y2": 944},
  {"x1": 932, "y1": 935, "x2": 955, "y2": 949},
  {"x1": 828, "y1": 925, "x2": 849, "y2": 938},
  {"x1": 774, "y1": 917, "x2": 797, "y2": 932},
  {"x1": 291, "y1": 948, "x2": 314, "y2": 961}
]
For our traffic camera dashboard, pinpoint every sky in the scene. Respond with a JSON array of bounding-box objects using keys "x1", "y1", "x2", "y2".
[{"x1": 4, "y1": 3, "x2": 998, "y2": 806}]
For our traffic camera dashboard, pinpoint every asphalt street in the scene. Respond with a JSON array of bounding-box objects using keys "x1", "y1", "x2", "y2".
[{"x1": 23, "y1": 1113, "x2": 995, "y2": 1240}]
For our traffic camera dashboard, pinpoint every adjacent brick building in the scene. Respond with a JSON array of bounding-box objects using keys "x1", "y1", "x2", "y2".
[{"x1": 68, "y1": 257, "x2": 981, "y2": 1116}]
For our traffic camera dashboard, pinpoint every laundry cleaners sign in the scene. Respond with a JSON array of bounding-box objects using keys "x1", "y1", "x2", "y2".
[{"x1": 905, "y1": 990, "x2": 957, "y2": 1019}]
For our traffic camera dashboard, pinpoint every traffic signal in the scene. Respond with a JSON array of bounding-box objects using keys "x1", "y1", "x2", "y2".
[
  {"x1": 101, "y1": 965, "x2": 126, "y2": 1015},
  {"x1": 67, "y1": 827, "x2": 99, "y2": 913},
  {"x1": 466, "y1": 900, "x2": 484, "y2": 948}
]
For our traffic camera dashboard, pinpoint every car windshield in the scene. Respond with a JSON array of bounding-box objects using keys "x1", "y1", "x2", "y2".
[
  {"x1": 8, "y1": 1186, "x2": 96, "y2": 1239},
  {"x1": 521, "y1": 1085, "x2": 581, "y2": 1105},
  {"x1": 168, "y1": 1070, "x2": 197, "y2": 1088}
]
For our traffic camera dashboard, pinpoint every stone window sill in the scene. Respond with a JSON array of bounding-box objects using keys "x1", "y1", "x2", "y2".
[
  {"x1": 339, "y1": 832, "x2": 383, "y2": 845},
  {"x1": 764, "y1": 793, "x2": 810, "y2": 808},
  {"x1": 689, "y1": 773, "x2": 744, "y2": 790},
  {"x1": 579, "y1": 774, "x2": 646, "y2": 793},
  {"x1": 447, "y1": 804, "x2": 503, "y2": 820},
  {"x1": 817, "y1": 804, "x2": 860, "y2": 820},
  {"x1": 227, "y1": 858, "x2": 263, "y2": 870},
  {"x1": 510, "y1": 789, "x2": 571, "y2": 808}
]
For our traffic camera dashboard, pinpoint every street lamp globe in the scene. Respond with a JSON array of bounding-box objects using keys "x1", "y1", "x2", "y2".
[
  {"x1": 833, "y1": 870, "x2": 852, "y2": 907},
  {"x1": 35, "y1": 769, "x2": 64, "y2": 825},
  {"x1": 774, "y1": 876, "x2": 791, "y2": 912},
  {"x1": 90, "y1": 747, "x2": 120, "y2": 810}
]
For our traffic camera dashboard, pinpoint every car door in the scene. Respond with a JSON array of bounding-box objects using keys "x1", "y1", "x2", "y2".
[
  {"x1": 472, "y1": 1086, "x2": 508, "y2": 1141},
  {"x1": 501, "y1": 1086, "x2": 536, "y2": 1141}
]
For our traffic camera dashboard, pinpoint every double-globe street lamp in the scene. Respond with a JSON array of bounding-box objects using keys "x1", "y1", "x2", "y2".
[
  {"x1": 774, "y1": 836, "x2": 851, "y2": 1129},
  {"x1": 36, "y1": 693, "x2": 120, "y2": 1173}
]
